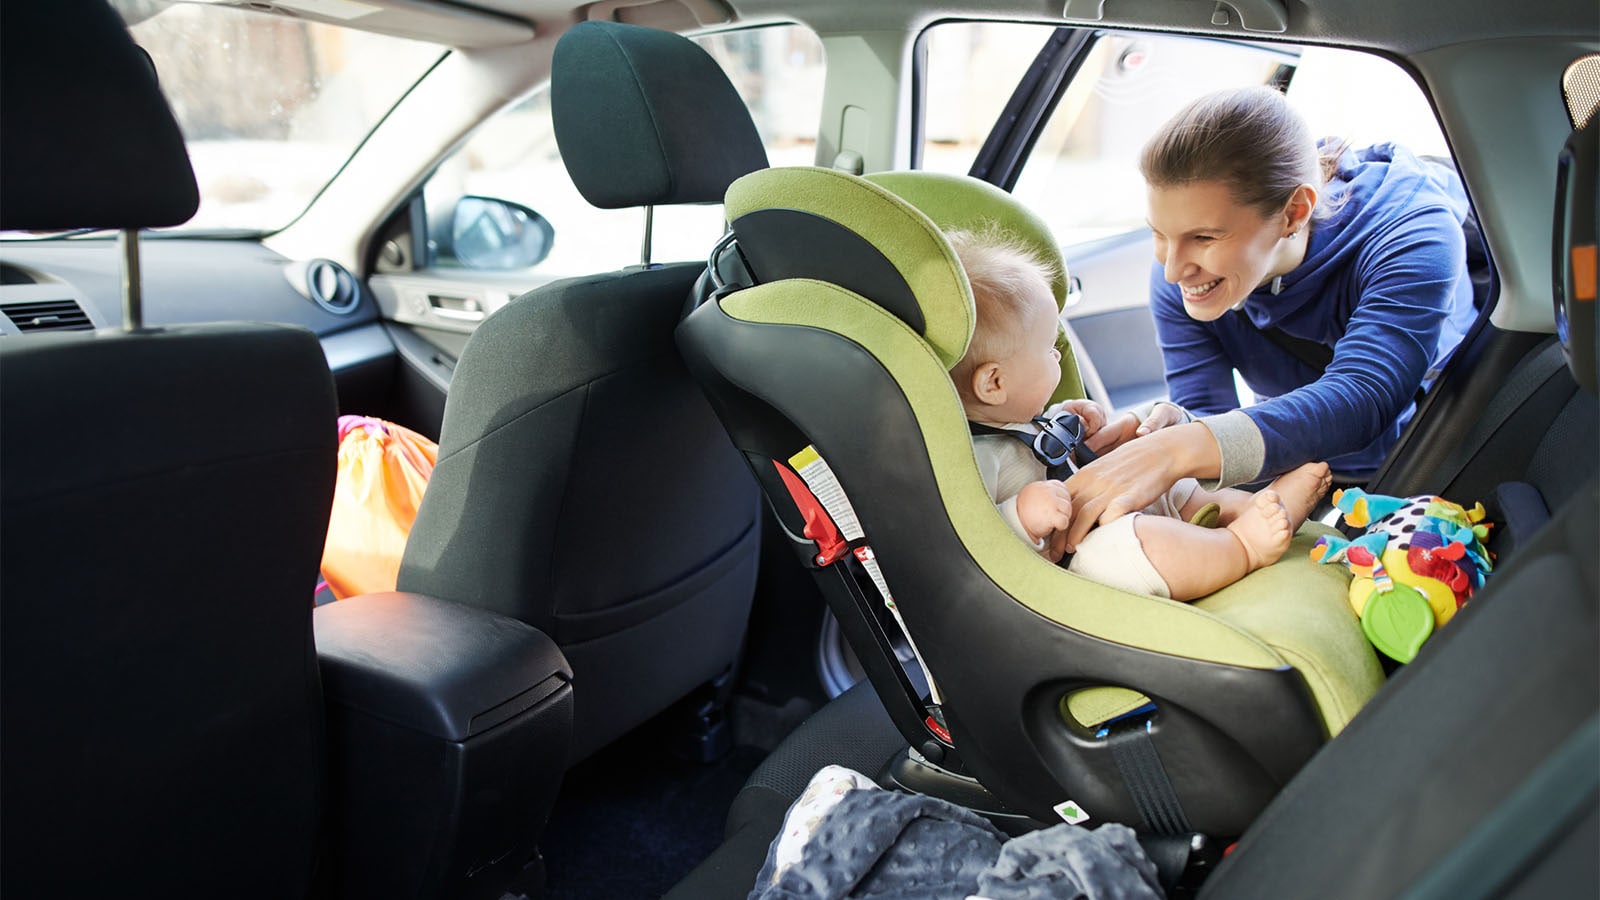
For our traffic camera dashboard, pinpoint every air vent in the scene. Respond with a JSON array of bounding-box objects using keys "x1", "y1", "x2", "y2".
[
  {"x1": 2, "y1": 299, "x2": 93, "y2": 333},
  {"x1": 305, "y1": 259, "x2": 361, "y2": 315}
]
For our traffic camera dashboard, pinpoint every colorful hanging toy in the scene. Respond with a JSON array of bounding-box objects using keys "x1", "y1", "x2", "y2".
[{"x1": 1310, "y1": 489, "x2": 1493, "y2": 664}]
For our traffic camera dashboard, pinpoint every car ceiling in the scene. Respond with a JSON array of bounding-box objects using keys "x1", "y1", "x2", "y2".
[
  {"x1": 250, "y1": 0, "x2": 1596, "y2": 53},
  {"x1": 218, "y1": 0, "x2": 1595, "y2": 334}
]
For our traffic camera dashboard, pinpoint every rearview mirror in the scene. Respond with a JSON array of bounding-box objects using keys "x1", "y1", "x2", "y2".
[{"x1": 446, "y1": 196, "x2": 555, "y2": 270}]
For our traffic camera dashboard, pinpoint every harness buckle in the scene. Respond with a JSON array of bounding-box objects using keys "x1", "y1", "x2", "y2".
[{"x1": 1031, "y1": 411, "x2": 1099, "y2": 471}]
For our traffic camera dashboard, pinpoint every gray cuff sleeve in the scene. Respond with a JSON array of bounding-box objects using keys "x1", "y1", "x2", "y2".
[{"x1": 1197, "y1": 410, "x2": 1265, "y2": 489}]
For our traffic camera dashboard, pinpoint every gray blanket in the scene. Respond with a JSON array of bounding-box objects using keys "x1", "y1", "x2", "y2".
[{"x1": 749, "y1": 787, "x2": 1164, "y2": 899}]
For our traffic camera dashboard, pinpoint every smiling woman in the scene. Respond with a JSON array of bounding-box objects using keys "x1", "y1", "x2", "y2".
[
  {"x1": 114, "y1": 0, "x2": 446, "y2": 234},
  {"x1": 1060, "y1": 85, "x2": 1478, "y2": 548}
]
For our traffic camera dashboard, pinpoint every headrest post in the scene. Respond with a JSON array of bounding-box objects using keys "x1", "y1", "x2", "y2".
[
  {"x1": 120, "y1": 229, "x2": 143, "y2": 332},
  {"x1": 640, "y1": 205, "x2": 655, "y2": 267}
]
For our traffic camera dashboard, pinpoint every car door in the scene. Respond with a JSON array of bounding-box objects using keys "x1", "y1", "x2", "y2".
[{"x1": 364, "y1": 24, "x2": 828, "y2": 439}]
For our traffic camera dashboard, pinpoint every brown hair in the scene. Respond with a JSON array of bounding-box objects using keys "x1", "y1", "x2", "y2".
[
  {"x1": 1140, "y1": 86, "x2": 1344, "y2": 219},
  {"x1": 946, "y1": 224, "x2": 1060, "y2": 403}
]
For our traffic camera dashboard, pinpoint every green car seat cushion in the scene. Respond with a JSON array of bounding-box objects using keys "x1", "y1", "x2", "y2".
[{"x1": 1195, "y1": 528, "x2": 1386, "y2": 733}]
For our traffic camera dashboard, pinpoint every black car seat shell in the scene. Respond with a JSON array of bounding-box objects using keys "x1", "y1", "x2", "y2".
[
  {"x1": 677, "y1": 164, "x2": 1383, "y2": 836},
  {"x1": 396, "y1": 20, "x2": 768, "y2": 763}
]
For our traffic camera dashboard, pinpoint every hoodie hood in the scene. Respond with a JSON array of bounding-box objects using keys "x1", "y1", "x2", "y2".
[{"x1": 1241, "y1": 142, "x2": 1470, "y2": 340}]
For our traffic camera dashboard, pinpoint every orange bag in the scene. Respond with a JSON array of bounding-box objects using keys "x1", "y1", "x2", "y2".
[{"x1": 319, "y1": 415, "x2": 438, "y2": 600}]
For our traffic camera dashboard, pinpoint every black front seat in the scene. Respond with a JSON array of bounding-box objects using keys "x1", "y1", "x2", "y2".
[
  {"x1": 0, "y1": 0, "x2": 335, "y2": 893},
  {"x1": 1, "y1": 3, "x2": 575, "y2": 896},
  {"x1": 397, "y1": 20, "x2": 767, "y2": 762}
]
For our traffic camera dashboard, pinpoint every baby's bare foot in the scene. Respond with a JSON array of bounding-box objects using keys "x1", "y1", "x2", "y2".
[
  {"x1": 1268, "y1": 461, "x2": 1333, "y2": 531},
  {"x1": 1227, "y1": 489, "x2": 1293, "y2": 571}
]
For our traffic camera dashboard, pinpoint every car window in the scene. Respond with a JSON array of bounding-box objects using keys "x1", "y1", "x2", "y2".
[
  {"x1": 112, "y1": 0, "x2": 446, "y2": 235},
  {"x1": 920, "y1": 23, "x2": 1450, "y2": 248},
  {"x1": 423, "y1": 24, "x2": 825, "y2": 276}
]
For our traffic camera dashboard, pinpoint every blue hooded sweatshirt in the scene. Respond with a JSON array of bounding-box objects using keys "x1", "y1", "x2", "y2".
[{"x1": 1150, "y1": 142, "x2": 1478, "y2": 482}]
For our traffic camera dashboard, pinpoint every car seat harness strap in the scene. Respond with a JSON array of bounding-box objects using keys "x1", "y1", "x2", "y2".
[{"x1": 969, "y1": 410, "x2": 1099, "y2": 482}]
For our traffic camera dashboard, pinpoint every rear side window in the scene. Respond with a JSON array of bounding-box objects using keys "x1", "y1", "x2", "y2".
[
  {"x1": 919, "y1": 22, "x2": 1449, "y2": 248},
  {"x1": 423, "y1": 23, "x2": 825, "y2": 275}
]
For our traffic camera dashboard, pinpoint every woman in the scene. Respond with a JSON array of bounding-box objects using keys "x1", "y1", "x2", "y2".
[{"x1": 1065, "y1": 85, "x2": 1476, "y2": 550}]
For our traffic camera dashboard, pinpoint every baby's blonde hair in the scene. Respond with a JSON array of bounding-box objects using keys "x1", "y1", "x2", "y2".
[{"x1": 946, "y1": 224, "x2": 1061, "y2": 403}]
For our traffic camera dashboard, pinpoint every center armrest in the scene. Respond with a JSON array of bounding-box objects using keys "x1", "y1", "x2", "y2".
[{"x1": 314, "y1": 590, "x2": 571, "y2": 743}]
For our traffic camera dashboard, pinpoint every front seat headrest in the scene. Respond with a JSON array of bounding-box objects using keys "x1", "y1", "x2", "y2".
[
  {"x1": 0, "y1": 0, "x2": 199, "y2": 231},
  {"x1": 551, "y1": 21, "x2": 768, "y2": 210}
]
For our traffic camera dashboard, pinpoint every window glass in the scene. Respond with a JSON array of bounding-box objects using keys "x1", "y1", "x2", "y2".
[
  {"x1": 425, "y1": 24, "x2": 825, "y2": 275},
  {"x1": 920, "y1": 23, "x2": 1450, "y2": 248},
  {"x1": 920, "y1": 22, "x2": 1043, "y2": 176},
  {"x1": 117, "y1": 0, "x2": 445, "y2": 234}
]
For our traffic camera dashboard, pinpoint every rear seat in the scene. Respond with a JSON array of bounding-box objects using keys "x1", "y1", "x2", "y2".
[{"x1": 667, "y1": 119, "x2": 1599, "y2": 900}]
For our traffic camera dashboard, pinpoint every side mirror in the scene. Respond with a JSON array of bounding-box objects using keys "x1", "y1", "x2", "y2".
[{"x1": 446, "y1": 196, "x2": 555, "y2": 270}]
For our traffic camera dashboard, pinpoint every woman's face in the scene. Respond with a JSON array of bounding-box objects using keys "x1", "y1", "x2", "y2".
[{"x1": 1146, "y1": 179, "x2": 1291, "y2": 322}]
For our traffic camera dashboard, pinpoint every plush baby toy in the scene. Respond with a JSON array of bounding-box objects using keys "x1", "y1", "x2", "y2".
[{"x1": 1311, "y1": 489, "x2": 1493, "y2": 663}]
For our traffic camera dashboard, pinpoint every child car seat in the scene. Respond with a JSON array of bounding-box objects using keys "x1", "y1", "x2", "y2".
[{"x1": 677, "y1": 165, "x2": 1384, "y2": 837}]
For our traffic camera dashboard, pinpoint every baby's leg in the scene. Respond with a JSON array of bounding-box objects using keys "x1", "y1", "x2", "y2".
[
  {"x1": 1183, "y1": 462, "x2": 1332, "y2": 532},
  {"x1": 1135, "y1": 491, "x2": 1294, "y2": 601}
]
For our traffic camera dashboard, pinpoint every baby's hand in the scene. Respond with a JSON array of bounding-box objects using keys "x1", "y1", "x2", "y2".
[
  {"x1": 1134, "y1": 400, "x2": 1187, "y2": 437},
  {"x1": 1054, "y1": 398, "x2": 1106, "y2": 437},
  {"x1": 1017, "y1": 480, "x2": 1074, "y2": 561}
]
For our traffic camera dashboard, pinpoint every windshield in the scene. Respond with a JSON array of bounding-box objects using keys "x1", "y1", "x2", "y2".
[{"x1": 112, "y1": 0, "x2": 446, "y2": 235}]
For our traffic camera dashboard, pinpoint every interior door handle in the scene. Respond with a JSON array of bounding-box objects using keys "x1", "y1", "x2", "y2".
[{"x1": 428, "y1": 294, "x2": 486, "y2": 321}]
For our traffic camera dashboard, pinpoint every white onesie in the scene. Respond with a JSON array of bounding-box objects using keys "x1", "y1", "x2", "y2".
[{"x1": 971, "y1": 423, "x2": 1200, "y2": 599}]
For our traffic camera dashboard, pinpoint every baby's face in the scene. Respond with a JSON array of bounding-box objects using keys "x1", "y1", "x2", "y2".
[{"x1": 988, "y1": 280, "x2": 1063, "y2": 423}]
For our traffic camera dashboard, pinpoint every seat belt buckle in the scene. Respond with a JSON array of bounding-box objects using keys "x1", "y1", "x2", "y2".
[{"x1": 1031, "y1": 411, "x2": 1098, "y2": 471}]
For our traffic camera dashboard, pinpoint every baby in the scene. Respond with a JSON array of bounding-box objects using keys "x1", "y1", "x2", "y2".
[{"x1": 947, "y1": 226, "x2": 1330, "y2": 601}]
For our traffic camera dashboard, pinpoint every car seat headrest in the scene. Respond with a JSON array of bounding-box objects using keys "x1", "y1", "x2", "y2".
[
  {"x1": 1554, "y1": 117, "x2": 1598, "y2": 394},
  {"x1": 551, "y1": 21, "x2": 768, "y2": 210},
  {"x1": 0, "y1": 0, "x2": 199, "y2": 232},
  {"x1": 724, "y1": 167, "x2": 976, "y2": 368},
  {"x1": 722, "y1": 167, "x2": 1075, "y2": 373}
]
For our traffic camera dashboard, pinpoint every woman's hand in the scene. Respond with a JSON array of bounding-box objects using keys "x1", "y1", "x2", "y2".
[{"x1": 1062, "y1": 421, "x2": 1220, "y2": 550}]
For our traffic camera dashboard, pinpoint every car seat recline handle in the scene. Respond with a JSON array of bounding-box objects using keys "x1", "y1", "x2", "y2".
[{"x1": 1062, "y1": 0, "x2": 1288, "y2": 33}]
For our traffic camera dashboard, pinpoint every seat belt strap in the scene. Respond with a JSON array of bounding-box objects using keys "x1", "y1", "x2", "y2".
[
  {"x1": 1104, "y1": 718, "x2": 1193, "y2": 836},
  {"x1": 1431, "y1": 339, "x2": 1571, "y2": 494}
]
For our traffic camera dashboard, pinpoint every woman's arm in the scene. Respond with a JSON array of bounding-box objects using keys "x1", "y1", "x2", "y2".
[{"x1": 1242, "y1": 205, "x2": 1466, "y2": 477}]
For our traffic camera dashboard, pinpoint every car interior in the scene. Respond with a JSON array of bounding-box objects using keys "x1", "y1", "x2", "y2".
[{"x1": 0, "y1": 0, "x2": 1595, "y2": 898}]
